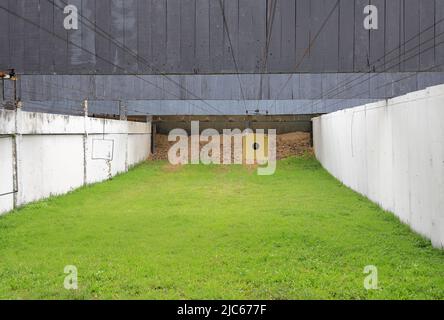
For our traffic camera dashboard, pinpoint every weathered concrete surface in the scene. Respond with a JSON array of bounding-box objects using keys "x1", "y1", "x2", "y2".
[
  {"x1": 18, "y1": 135, "x2": 85, "y2": 205},
  {"x1": 0, "y1": 108, "x2": 151, "y2": 215},
  {"x1": 313, "y1": 84, "x2": 444, "y2": 248},
  {"x1": 0, "y1": 137, "x2": 14, "y2": 213}
]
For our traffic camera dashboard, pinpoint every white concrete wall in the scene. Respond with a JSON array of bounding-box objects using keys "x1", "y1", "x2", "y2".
[
  {"x1": 313, "y1": 84, "x2": 444, "y2": 248},
  {"x1": 0, "y1": 137, "x2": 14, "y2": 213},
  {"x1": 128, "y1": 134, "x2": 152, "y2": 166},
  {"x1": 0, "y1": 108, "x2": 151, "y2": 214},
  {"x1": 18, "y1": 135, "x2": 85, "y2": 205}
]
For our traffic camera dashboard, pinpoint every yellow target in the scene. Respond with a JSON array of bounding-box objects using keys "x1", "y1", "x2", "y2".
[{"x1": 243, "y1": 133, "x2": 268, "y2": 164}]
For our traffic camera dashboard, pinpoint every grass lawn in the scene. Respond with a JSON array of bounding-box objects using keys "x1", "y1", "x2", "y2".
[{"x1": 0, "y1": 156, "x2": 443, "y2": 300}]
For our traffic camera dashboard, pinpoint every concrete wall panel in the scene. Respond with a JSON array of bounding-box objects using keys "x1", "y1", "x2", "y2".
[
  {"x1": 0, "y1": 137, "x2": 14, "y2": 214},
  {"x1": 0, "y1": 109, "x2": 151, "y2": 215},
  {"x1": 128, "y1": 134, "x2": 151, "y2": 166},
  {"x1": 86, "y1": 133, "x2": 127, "y2": 184},
  {"x1": 313, "y1": 83, "x2": 444, "y2": 248},
  {"x1": 18, "y1": 135, "x2": 84, "y2": 205},
  {"x1": 0, "y1": 109, "x2": 16, "y2": 134}
]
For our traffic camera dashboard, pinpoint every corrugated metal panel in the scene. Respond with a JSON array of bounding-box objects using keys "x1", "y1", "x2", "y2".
[
  {"x1": 322, "y1": 0, "x2": 339, "y2": 72},
  {"x1": 123, "y1": 0, "x2": 138, "y2": 73},
  {"x1": 0, "y1": 0, "x2": 443, "y2": 74},
  {"x1": 339, "y1": 0, "x2": 355, "y2": 72},
  {"x1": 180, "y1": 0, "x2": 196, "y2": 73},
  {"x1": 151, "y1": 0, "x2": 167, "y2": 71},
  {"x1": 419, "y1": 0, "x2": 436, "y2": 71},
  {"x1": 369, "y1": 0, "x2": 385, "y2": 72},
  {"x1": 0, "y1": 1, "x2": 11, "y2": 70},
  {"x1": 196, "y1": 0, "x2": 211, "y2": 72},
  {"x1": 23, "y1": 0, "x2": 40, "y2": 72},
  {"x1": 295, "y1": 0, "x2": 312, "y2": 72},
  {"x1": 403, "y1": 0, "x2": 420, "y2": 71},
  {"x1": 8, "y1": 0, "x2": 25, "y2": 72},
  {"x1": 385, "y1": 0, "x2": 401, "y2": 72},
  {"x1": 17, "y1": 72, "x2": 444, "y2": 102},
  {"x1": 436, "y1": 0, "x2": 444, "y2": 70},
  {"x1": 137, "y1": 0, "x2": 152, "y2": 73},
  {"x1": 354, "y1": 0, "x2": 370, "y2": 72}
]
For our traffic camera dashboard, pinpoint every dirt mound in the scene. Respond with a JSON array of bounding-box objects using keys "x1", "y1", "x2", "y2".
[
  {"x1": 150, "y1": 134, "x2": 174, "y2": 161},
  {"x1": 150, "y1": 132, "x2": 312, "y2": 161},
  {"x1": 276, "y1": 132, "x2": 312, "y2": 160}
]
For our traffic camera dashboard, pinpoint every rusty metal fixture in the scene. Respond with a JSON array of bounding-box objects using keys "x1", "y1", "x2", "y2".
[
  {"x1": 0, "y1": 69, "x2": 19, "y2": 110},
  {"x1": 0, "y1": 69, "x2": 16, "y2": 80}
]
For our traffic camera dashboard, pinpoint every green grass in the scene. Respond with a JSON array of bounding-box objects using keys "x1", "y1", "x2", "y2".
[{"x1": 0, "y1": 156, "x2": 443, "y2": 300}]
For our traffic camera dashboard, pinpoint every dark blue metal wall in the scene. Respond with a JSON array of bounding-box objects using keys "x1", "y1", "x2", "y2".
[
  {"x1": 1, "y1": 0, "x2": 444, "y2": 115},
  {"x1": 1, "y1": 0, "x2": 443, "y2": 74}
]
